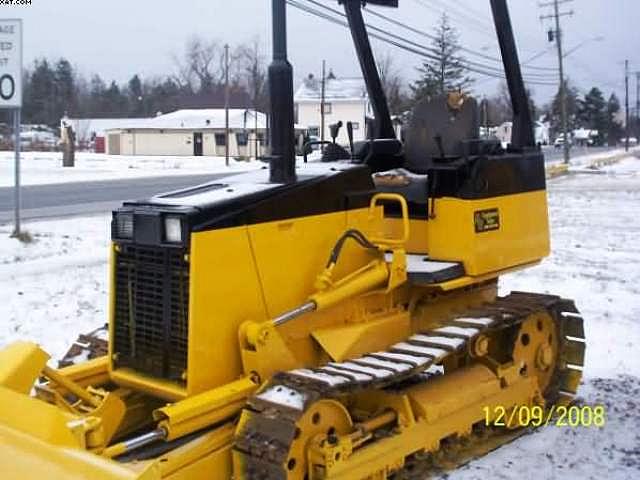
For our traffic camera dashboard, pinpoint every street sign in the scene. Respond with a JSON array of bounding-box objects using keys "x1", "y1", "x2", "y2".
[{"x1": 0, "y1": 19, "x2": 22, "y2": 109}]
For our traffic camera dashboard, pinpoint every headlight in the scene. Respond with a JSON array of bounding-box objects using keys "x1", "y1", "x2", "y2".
[
  {"x1": 165, "y1": 216, "x2": 182, "y2": 243},
  {"x1": 116, "y1": 213, "x2": 133, "y2": 239}
]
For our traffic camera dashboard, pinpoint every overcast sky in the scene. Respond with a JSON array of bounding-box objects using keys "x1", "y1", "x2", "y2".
[{"x1": 14, "y1": 0, "x2": 640, "y2": 106}]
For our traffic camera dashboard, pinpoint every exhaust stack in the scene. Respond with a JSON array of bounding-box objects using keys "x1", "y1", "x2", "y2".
[
  {"x1": 269, "y1": 0, "x2": 297, "y2": 183},
  {"x1": 490, "y1": 0, "x2": 535, "y2": 149}
]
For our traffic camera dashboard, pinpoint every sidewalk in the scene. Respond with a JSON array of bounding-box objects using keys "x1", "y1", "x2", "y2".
[{"x1": 546, "y1": 146, "x2": 640, "y2": 178}]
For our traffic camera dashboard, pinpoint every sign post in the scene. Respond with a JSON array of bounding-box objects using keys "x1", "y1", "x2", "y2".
[{"x1": 0, "y1": 19, "x2": 23, "y2": 237}]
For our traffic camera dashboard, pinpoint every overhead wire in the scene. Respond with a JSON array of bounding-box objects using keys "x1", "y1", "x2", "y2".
[
  {"x1": 287, "y1": 0, "x2": 558, "y2": 86},
  {"x1": 363, "y1": 6, "x2": 558, "y2": 72},
  {"x1": 415, "y1": 0, "x2": 544, "y2": 49},
  {"x1": 413, "y1": 0, "x2": 498, "y2": 40}
]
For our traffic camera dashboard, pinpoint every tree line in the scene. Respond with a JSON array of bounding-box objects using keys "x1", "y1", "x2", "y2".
[{"x1": 20, "y1": 36, "x2": 269, "y2": 128}]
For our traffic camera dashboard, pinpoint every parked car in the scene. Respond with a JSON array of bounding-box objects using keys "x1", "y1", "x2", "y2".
[{"x1": 554, "y1": 135, "x2": 572, "y2": 149}]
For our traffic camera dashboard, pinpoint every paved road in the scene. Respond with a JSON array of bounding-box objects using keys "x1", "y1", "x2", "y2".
[{"x1": 0, "y1": 173, "x2": 232, "y2": 224}]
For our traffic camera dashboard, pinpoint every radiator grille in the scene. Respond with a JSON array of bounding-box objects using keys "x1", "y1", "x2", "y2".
[{"x1": 113, "y1": 244, "x2": 189, "y2": 383}]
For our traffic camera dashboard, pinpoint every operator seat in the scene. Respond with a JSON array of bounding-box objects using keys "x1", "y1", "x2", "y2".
[{"x1": 404, "y1": 92, "x2": 480, "y2": 173}]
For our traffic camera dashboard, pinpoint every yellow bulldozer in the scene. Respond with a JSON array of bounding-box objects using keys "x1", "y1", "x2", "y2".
[{"x1": 0, "y1": 0, "x2": 585, "y2": 478}]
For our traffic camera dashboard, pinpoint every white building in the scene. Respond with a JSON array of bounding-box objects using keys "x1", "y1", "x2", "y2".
[
  {"x1": 295, "y1": 75, "x2": 372, "y2": 145},
  {"x1": 494, "y1": 120, "x2": 550, "y2": 147},
  {"x1": 535, "y1": 120, "x2": 550, "y2": 146},
  {"x1": 105, "y1": 109, "x2": 269, "y2": 158},
  {"x1": 496, "y1": 121, "x2": 512, "y2": 147},
  {"x1": 62, "y1": 117, "x2": 153, "y2": 152}
]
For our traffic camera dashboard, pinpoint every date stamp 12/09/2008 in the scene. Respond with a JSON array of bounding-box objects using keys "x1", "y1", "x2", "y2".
[{"x1": 483, "y1": 404, "x2": 606, "y2": 428}]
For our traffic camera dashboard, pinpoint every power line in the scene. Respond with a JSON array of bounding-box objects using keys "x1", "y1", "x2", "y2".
[
  {"x1": 413, "y1": 0, "x2": 498, "y2": 40},
  {"x1": 363, "y1": 6, "x2": 557, "y2": 73},
  {"x1": 287, "y1": 0, "x2": 557, "y2": 86}
]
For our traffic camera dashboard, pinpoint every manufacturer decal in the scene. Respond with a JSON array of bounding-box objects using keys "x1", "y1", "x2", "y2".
[{"x1": 474, "y1": 208, "x2": 500, "y2": 233}]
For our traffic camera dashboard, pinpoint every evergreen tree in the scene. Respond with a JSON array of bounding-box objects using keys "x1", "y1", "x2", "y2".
[
  {"x1": 53, "y1": 58, "x2": 76, "y2": 120},
  {"x1": 147, "y1": 77, "x2": 181, "y2": 116},
  {"x1": 606, "y1": 93, "x2": 623, "y2": 145},
  {"x1": 411, "y1": 13, "x2": 473, "y2": 101},
  {"x1": 103, "y1": 81, "x2": 128, "y2": 116},
  {"x1": 127, "y1": 74, "x2": 145, "y2": 116},
  {"x1": 23, "y1": 59, "x2": 56, "y2": 125},
  {"x1": 88, "y1": 74, "x2": 107, "y2": 116},
  {"x1": 577, "y1": 87, "x2": 607, "y2": 144},
  {"x1": 549, "y1": 79, "x2": 580, "y2": 136}
]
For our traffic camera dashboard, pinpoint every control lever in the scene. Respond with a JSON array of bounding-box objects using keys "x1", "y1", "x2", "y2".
[
  {"x1": 329, "y1": 121, "x2": 343, "y2": 144},
  {"x1": 346, "y1": 121, "x2": 355, "y2": 158},
  {"x1": 434, "y1": 134, "x2": 445, "y2": 159}
]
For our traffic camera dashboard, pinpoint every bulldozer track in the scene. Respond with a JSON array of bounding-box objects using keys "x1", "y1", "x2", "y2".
[
  {"x1": 58, "y1": 325, "x2": 109, "y2": 368},
  {"x1": 234, "y1": 292, "x2": 585, "y2": 479}
]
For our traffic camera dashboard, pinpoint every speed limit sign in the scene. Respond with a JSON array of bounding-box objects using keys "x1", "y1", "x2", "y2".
[{"x1": 0, "y1": 19, "x2": 22, "y2": 109}]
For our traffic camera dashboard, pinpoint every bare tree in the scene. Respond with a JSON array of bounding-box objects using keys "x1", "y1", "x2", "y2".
[
  {"x1": 488, "y1": 81, "x2": 538, "y2": 126},
  {"x1": 235, "y1": 38, "x2": 268, "y2": 112},
  {"x1": 173, "y1": 35, "x2": 224, "y2": 94},
  {"x1": 377, "y1": 51, "x2": 408, "y2": 115}
]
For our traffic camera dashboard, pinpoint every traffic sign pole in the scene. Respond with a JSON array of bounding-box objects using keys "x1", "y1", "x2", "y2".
[
  {"x1": 13, "y1": 107, "x2": 20, "y2": 236},
  {"x1": 0, "y1": 19, "x2": 23, "y2": 237}
]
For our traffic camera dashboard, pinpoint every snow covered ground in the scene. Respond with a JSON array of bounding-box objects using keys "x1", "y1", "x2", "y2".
[
  {"x1": 0, "y1": 156, "x2": 639, "y2": 478},
  {"x1": 0, "y1": 151, "x2": 262, "y2": 187},
  {"x1": 0, "y1": 214, "x2": 110, "y2": 360}
]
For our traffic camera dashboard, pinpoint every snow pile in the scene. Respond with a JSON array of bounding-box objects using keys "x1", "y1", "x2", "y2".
[{"x1": 0, "y1": 151, "x2": 262, "y2": 187}]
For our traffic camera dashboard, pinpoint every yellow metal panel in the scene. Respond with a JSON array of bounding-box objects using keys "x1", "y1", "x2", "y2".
[
  {"x1": 160, "y1": 423, "x2": 235, "y2": 479},
  {"x1": 154, "y1": 377, "x2": 257, "y2": 441},
  {"x1": 426, "y1": 191, "x2": 549, "y2": 276},
  {"x1": 247, "y1": 210, "x2": 376, "y2": 318},
  {"x1": 187, "y1": 225, "x2": 268, "y2": 395},
  {"x1": 0, "y1": 385, "x2": 78, "y2": 447},
  {"x1": 383, "y1": 218, "x2": 429, "y2": 254},
  {"x1": 111, "y1": 369, "x2": 187, "y2": 402},
  {"x1": 0, "y1": 341, "x2": 49, "y2": 393},
  {"x1": 59, "y1": 356, "x2": 110, "y2": 390},
  {"x1": 0, "y1": 421, "x2": 159, "y2": 480},
  {"x1": 324, "y1": 366, "x2": 540, "y2": 480},
  {"x1": 311, "y1": 311, "x2": 411, "y2": 362}
]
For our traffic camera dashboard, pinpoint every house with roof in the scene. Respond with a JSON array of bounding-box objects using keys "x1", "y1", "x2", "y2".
[
  {"x1": 104, "y1": 109, "x2": 269, "y2": 158},
  {"x1": 295, "y1": 73, "x2": 372, "y2": 145}
]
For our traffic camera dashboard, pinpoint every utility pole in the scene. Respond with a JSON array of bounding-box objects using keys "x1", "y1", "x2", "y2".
[
  {"x1": 224, "y1": 43, "x2": 230, "y2": 166},
  {"x1": 320, "y1": 59, "x2": 326, "y2": 148},
  {"x1": 636, "y1": 71, "x2": 640, "y2": 139},
  {"x1": 254, "y1": 107, "x2": 259, "y2": 160},
  {"x1": 482, "y1": 97, "x2": 489, "y2": 139},
  {"x1": 540, "y1": 0, "x2": 573, "y2": 164},
  {"x1": 624, "y1": 60, "x2": 629, "y2": 152}
]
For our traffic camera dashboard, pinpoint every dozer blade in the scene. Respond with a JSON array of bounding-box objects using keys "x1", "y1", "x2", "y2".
[{"x1": 0, "y1": 386, "x2": 161, "y2": 480}]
